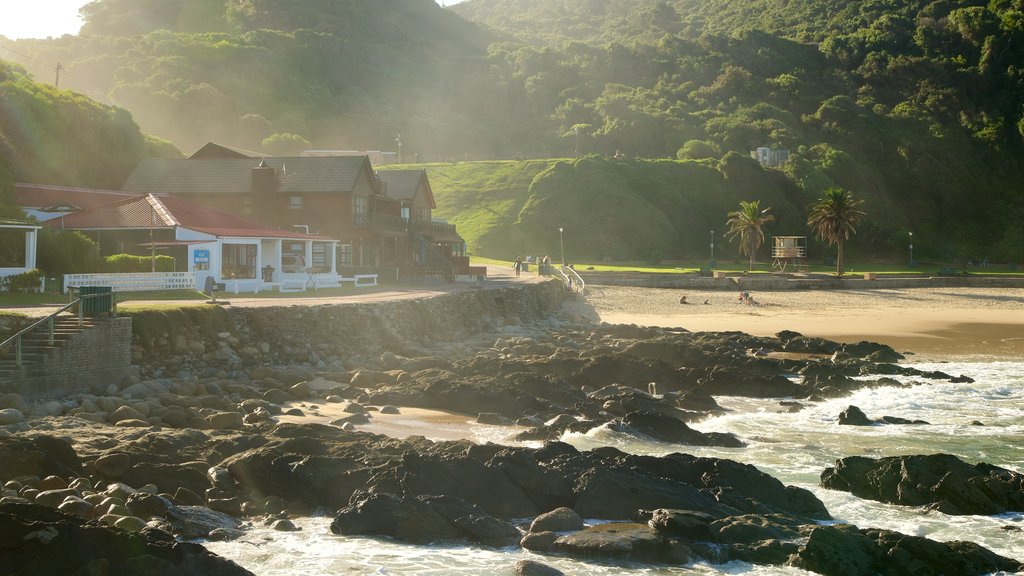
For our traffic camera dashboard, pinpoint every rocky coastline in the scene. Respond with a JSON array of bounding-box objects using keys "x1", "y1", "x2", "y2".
[{"x1": 0, "y1": 284, "x2": 1021, "y2": 575}]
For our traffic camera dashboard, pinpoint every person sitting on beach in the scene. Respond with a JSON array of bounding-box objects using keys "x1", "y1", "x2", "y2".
[{"x1": 679, "y1": 295, "x2": 688, "y2": 304}]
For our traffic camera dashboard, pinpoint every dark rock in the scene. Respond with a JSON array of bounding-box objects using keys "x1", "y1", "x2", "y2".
[
  {"x1": 164, "y1": 504, "x2": 244, "y2": 540},
  {"x1": 396, "y1": 451, "x2": 540, "y2": 518},
  {"x1": 676, "y1": 388, "x2": 727, "y2": 412},
  {"x1": 552, "y1": 523, "x2": 679, "y2": 562},
  {"x1": 529, "y1": 507, "x2": 584, "y2": 533},
  {"x1": 647, "y1": 508, "x2": 714, "y2": 539},
  {"x1": 208, "y1": 497, "x2": 244, "y2": 516},
  {"x1": 271, "y1": 518, "x2": 300, "y2": 531},
  {"x1": 821, "y1": 454, "x2": 1024, "y2": 515},
  {"x1": 122, "y1": 462, "x2": 209, "y2": 497},
  {"x1": 608, "y1": 410, "x2": 745, "y2": 447},
  {"x1": 172, "y1": 483, "x2": 203, "y2": 502},
  {"x1": 0, "y1": 502, "x2": 252, "y2": 575},
  {"x1": 730, "y1": 539, "x2": 800, "y2": 565},
  {"x1": 0, "y1": 437, "x2": 79, "y2": 481},
  {"x1": 572, "y1": 467, "x2": 727, "y2": 520},
  {"x1": 792, "y1": 524, "x2": 1022, "y2": 575},
  {"x1": 94, "y1": 452, "x2": 132, "y2": 478},
  {"x1": 708, "y1": 513, "x2": 804, "y2": 543},
  {"x1": 520, "y1": 530, "x2": 558, "y2": 551},
  {"x1": 330, "y1": 413, "x2": 370, "y2": 426},
  {"x1": 514, "y1": 559, "x2": 565, "y2": 576},
  {"x1": 837, "y1": 405, "x2": 873, "y2": 426},
  {"x1": 126, "y1": 492, "x2": 173, "y2": 518},
  {"x1": 879, "y1": 415, "x2": 930, "y2": 425},
  {"x1": 330, "y1": 492, "x2": 519, "y2": 547},
  {"x1": 208, "y1": 466, "x2": 235, "y2": 493}
]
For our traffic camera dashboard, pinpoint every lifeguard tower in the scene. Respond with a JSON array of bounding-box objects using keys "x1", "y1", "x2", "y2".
[{"x1": 771, "y1": 236, "x2": 807, "y2": 272}]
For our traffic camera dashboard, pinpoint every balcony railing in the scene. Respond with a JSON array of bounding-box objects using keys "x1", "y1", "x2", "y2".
[
  {"x1": 371, "y1": 213, "x2": 408, "y2": 234},
  {"x1": 409, "y1": 217, "x2": 459, "y2": 241}
]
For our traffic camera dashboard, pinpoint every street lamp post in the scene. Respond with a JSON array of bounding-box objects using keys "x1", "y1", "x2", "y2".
[
  {"x1": 559, "y1": 227, "x2": 565, "y2": 267},
  {"x1": 908, "y1": 231, "x2": 914, "y2": 267}
]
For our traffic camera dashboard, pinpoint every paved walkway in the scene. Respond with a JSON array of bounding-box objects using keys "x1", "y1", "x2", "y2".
[{"x1": 4, "y1": 266, "x2": 551, "y2": 318}]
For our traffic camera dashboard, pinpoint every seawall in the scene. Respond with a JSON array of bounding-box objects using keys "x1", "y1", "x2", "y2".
[{"x1": 124, "y1": 280, "x2": 566, "y2": 375}]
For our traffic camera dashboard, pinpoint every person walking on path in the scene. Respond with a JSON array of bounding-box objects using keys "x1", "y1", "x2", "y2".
[{"x1": 513, "y1": 258, "x2": 522, "y2": 277}]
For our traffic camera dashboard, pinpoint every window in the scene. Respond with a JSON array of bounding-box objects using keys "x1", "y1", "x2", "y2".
[
  {"x1": 353, "y1": 195, "x2": 368, "y2": 224},
  {"x1": 311, "y1": 242, "x2": 327, "y2": 270},
  {"x1": 338, "y1": 244, "x2": 352, "y2": 267},
  {"x1": 401, "y1": 205, "x2": 411, "y2": 221},
  {"x1": 222, "y1": 244, "x2": 256, "y2": 278},
  {"x1": 289, "y1": 196, "x2": 303, "y2": 210}
]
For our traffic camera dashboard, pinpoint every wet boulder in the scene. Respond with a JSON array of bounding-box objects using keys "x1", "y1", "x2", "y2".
[
  {"x1": 791, "y1": 523, "x2": 1021, "y2": 575},
  {"x1": 820, "y1": 454, "x2": 1024, "y2": 515},
  {"x1": 0, "y1": 501, "x2": 252, "y2": 575},
  {"x1": 551, "y1": 523, "x2": 690, "y2": 563},
  {"x1": 330, "y1": 492, "x2": 520, "y2": 547},
  {"x1": 607, "y1": 411, "x2": 744, "y2": 447}
]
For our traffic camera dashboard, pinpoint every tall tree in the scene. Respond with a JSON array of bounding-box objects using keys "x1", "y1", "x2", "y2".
[
  {"x1": 807, "y1": 187, "x2": 865, "y2": 276},
  {"x1": 725, "y1": 200, "x2": 775, "y2": 270}
]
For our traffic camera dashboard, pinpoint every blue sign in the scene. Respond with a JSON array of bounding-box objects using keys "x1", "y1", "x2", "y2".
[{"x1": 194, "y1": 249, "x2": 210, "y2": 263}]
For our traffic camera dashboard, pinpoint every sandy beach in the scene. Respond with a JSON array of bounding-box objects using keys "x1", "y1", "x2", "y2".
[{"x1": 571, "y1": 285, "x2": 1024, "y2": 360}]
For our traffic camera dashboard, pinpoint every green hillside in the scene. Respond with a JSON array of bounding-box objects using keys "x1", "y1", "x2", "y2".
[
  {"x1": 0, "y1": 60, "x2": 178, "y2": 213},
  {"x1": 414, "y1": 154, "x2": 858, "y2": 263},
  {"x1": 2, "y1": 0, "x2": 1023, "y2": 261}
]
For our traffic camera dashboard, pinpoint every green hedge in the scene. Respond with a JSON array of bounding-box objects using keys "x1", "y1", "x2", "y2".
[
  {"x1": 0, "y1": 269, "x2": 44, "y2": 293},
  {"x1": 104, "y1": 254, "x2": 175, "y2": 272}
]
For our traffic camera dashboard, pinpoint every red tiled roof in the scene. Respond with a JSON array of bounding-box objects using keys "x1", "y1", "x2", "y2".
[
  {"x1": 44, "y1": 194, "x2": 332, "y2": 240},
  {"x1": 14, "y1": 183, "x2": 135, "y2": 210}
]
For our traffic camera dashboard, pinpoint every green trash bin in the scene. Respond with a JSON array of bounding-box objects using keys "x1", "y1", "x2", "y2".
[{"x1": 79, "y1": 286, "x2": 113, "y2": 315}]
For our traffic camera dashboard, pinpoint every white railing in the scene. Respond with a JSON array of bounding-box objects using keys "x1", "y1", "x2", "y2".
[
  {"x1": 557, "y1": 265, "x2": 585, "y2": 295},
  {"x1": 64, "y1": 272, "x2": 197, "y2": 293}
]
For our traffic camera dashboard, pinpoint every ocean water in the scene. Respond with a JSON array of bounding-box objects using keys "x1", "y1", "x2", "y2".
[{"x1": 206, "y1": 360, "x2": 1024, "y2": 574}]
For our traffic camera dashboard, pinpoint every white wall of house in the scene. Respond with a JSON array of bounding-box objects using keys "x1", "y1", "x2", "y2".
[{"x1": 0, "y1": 225, "x2": 40, "y2": 279}]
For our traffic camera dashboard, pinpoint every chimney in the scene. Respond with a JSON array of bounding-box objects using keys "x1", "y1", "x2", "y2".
[{"x1": 251, "y1": 159, "x2": 277, "y2": 222}]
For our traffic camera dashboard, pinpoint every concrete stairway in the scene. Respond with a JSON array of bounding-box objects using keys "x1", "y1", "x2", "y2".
[{"x1": 0, "y1": 316, "x2": 100, "y2": 380}]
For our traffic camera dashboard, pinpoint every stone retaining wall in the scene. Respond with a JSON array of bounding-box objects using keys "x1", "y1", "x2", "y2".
[
  {"x1": 2, "y1": 317, "x2": 134, "y2": 401},
  {"x1": 126, "y1": 280, "x2": 567, "y2": 374},
  {"x1": 579, "y1": 272, "x2": 1024, "y2": 291}
]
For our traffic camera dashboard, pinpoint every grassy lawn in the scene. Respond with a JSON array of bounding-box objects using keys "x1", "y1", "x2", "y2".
[{"x1": 470, "y1": 256, "x2": 1022, "y2": 276}]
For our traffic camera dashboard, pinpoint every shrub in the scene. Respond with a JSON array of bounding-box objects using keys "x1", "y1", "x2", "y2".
[
  {"x1": 37, "y1": 229, "x2": 103, "y2": 275},
  {"x1": 0, "y1": 268, "x2": 44, "y2": 293},
  {"x1": 104, "y1": 254, "x2": 175, "y2": 272}
]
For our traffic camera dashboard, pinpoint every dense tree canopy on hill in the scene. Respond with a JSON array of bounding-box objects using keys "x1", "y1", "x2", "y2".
[
  {"x1": 0, "y1": 60, "x2": 177, "y2": 207},
  {"x1": 1, "y1": 0, "x2": 1022, "y2": 260}
]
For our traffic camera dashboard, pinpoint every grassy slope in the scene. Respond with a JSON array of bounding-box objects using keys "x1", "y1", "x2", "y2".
[{"x1": 416, "y1": 155, "x2": 813, "y2": 262}]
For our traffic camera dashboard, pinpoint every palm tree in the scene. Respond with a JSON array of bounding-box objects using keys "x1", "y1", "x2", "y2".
[
  {"x1": 725, "y1": 200, "x2": 775, "y2": 270},
  {"x1": 807, "y1": 187, "x2": 865, "y2": 277}
]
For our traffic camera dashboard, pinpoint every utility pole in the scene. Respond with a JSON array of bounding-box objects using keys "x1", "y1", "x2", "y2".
[{"x1": 54, "y1": 62, "x2": 63, "y2": 88}]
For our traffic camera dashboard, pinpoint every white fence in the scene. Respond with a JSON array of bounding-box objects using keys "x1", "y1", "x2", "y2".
[{"x1": 64, "y1": 272, "x2": 197, "y2": 293}]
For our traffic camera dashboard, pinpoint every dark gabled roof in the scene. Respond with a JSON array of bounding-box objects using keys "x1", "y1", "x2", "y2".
[
  {"x1": 14, "y1": 183, "x2": 135, "y2": 210},
  {"x1": 45, "y1": 194, "x2": 331, "y2": 240},
  {"x1": 121, "y1": 156, "x2": 377, "y2": 195},
  {"x1": 377, "y1": 169, "x2": 436, "y2": 208},
  {"x1": 188, "y1": 142, "x2": 268, "y2": 159}
]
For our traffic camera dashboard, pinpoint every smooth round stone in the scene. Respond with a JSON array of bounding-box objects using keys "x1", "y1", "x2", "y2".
[
  {"x1": 58, "y1": 497, "x2": 95, "y2": 519},
  {"x1": 0, "y1": 408, "x2": 25, "y2": 425},
  {"x1": 114, "y1": 515, "x2": 147, "y2": 532}
]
